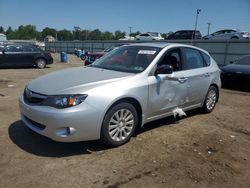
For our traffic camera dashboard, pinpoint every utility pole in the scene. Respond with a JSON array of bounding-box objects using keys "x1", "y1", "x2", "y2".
[
  {"x1": 207, "y1": 22, "x2": 211, "y2": 35},
  {"x1": 128, "y1": 26, "x2": 132, "y2": 40},
  {"x1": 193, "y1": 9, "x2": 202, "y2": 40}
]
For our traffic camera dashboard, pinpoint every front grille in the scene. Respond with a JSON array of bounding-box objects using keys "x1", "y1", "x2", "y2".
[
  {"x1": 24, "y1": 88, "x2": 47, "y2": 104},
  {"x1": 24, "y1": 116, "x2": 46, "y2": 130}
]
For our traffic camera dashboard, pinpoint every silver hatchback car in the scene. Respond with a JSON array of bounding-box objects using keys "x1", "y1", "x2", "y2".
[{"x1": 19, "y1": 43, "x2": 221, "y2": 146}]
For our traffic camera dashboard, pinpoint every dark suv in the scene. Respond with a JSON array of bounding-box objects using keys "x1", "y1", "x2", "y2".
[
  {"x1": 0, "y1": 44, "x2": 53, "y2": 69},
  {"x1": 166, "y1": 30, "x2": 202, "y2": 40}
]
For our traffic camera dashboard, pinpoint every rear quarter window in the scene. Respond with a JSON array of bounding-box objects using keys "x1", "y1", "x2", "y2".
[
  {"x1": 201, "y1": 51, "x2": 211, "y2": 66},
  {"x1": 182, "y1": 48, "x2": 205, "y2": 70}
]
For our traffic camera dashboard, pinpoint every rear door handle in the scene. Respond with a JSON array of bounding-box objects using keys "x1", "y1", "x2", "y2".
[{"x1": 178, "y1": 77, "x2": 188, "y2": 83}]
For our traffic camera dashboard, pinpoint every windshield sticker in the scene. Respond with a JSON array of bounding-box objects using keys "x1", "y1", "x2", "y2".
[{"x1": 138, "y1": 50, "x2": 156, "y2": 55}]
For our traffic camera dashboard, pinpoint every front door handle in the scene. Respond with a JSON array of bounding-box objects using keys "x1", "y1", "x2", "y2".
[{"x1": 178, "y1": 77, "x2": 188, "y2": 83}]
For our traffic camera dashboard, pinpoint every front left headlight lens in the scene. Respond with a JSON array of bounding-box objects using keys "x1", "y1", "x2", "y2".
[{"x1": 42, "y1": 94, "x2": 88, "y2": 109}]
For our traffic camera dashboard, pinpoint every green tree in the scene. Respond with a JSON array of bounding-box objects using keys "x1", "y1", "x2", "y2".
[
  {"x1": 41, "y1": 27, "x2": 57, "y2": 40},
  {"x1": 114, "y1": 30, "x2": 126, "y2": 40},
  {"x1": 6, "y1": 26, "x2": 13, "y2": 39},
  {"x1": 130, "y1": 31, "x2": 141, "y2": 37},
  {"x1": 0, "y1": 26, "x2": 5, "y2": 34},
  {"x1": 73, "y1": 26, "x2": 82, "y2": 40},
  {"x1": 57, "y1": 29, "x2": 73, "y2": 41},
  {"x1": 101, "y1": 31, "x2": 114, "y2": 40},
  {"x1": 88, "y1": 29, "x2": 102, "y2": 40},
  {"x1": 18, "y1": 25, "x2": 37, "y2": 39}
]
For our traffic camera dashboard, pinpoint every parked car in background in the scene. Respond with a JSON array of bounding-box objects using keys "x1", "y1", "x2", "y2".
[
  {"x1": 203, "y1": 29, "x2": 249, "y2": 40},
  {"x1": 166, "y1": 30, "x2": 202, "y2": 40},
  {"x1": 220, "y1": 55, "x2": 250, "y2": 88},
  {"x1": 84, "y1": 43, "x2": 127, "y2": 65},
  {"x1": 118, "y1": 36, "x2": 135, "y2": 40},
  {"x1": 136, "y1": 32, "x2": 164, "y2": 40},
  {"x1": 19, "y1": 43, "x2": 221, "y2": 147},
  {"x1": 0, "y1": 44, "x2": 53, "y2": 69}
]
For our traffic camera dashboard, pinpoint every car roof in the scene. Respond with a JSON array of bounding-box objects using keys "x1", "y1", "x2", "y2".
[
  {"x1": 127, "y1": 42, "x2": 198, "y2": 49},
  {"x1": 126, "y1": 42, "x2": 209, "y2": 54},
  {"x1": 127, "y1": 42, "x2": 172, "y2": 48},
  {"x1": 175, "y1": 30, "x2": 201, "y2": 32}
]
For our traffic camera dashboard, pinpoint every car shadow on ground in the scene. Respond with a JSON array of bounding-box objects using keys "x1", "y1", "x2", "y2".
[
  {"x1": 8, "y1": 120, "x2": 109, "y2": 157},
  {"x1": 137, "y1": 108, "x2": 202, "y2": 135},
  {"x1": 222, "y1": 85, "x2": 250, "y2": 92},
  {"x1": 0, "y1": 66, "x2": 51, "y2": 69},
  {"x1": 9, "y1": 109, "x2": 203, "y2": 158}
]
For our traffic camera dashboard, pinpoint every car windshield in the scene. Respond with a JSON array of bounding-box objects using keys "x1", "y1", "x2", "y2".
[
  {"x1": 103, "y1": 44, "x2": 126, "y2": 52},
  {"x1": 234, "y1": 56, "x2": 250, "y2": 66},
  {"x1": 91, "y1": 46, "x2": 161, "y2": 73},
  {"x1": 103, "y1": 45, "x2": 115, "y2": 52}
]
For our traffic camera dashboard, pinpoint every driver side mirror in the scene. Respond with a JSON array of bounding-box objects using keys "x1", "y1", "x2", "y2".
[{"x1": 155, "y1": 64, "x2": 173, "y2": 75}]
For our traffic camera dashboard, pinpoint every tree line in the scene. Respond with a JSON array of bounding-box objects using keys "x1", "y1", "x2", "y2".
[{"x1": 0, "y1": 25, "x2": 143, "y2": 41}]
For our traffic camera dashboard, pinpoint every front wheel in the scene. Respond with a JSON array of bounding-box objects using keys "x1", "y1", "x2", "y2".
[
  {"x1": 101, "y1": 103, "x2": 138, "y2": 146},
  {"x1": 36, "y1": 59, "x2": 46, "y2": 69},
  {"x1": 202, "y1": 86, "x2": 218, "y2": 113}
]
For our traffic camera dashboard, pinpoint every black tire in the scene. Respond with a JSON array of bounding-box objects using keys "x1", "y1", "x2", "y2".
[
  {"x1": 80, "y1": 54, "x2": 86, "y2": 61},
  {"x1": 36, "y1": 59, "x2": 46, "y2": 69},
  {"x1": 101, "y1": 102, "x2": 138, "y2": 147},
  {"x1": 202, "y1": 85, "x2": 218, "y2": 113},
  {"x1": 231, "y1": 36, "x2": 239, "y2": 39}
]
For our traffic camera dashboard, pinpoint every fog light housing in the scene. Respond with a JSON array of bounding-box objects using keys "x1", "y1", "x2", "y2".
[{"x1": 56, "y1": 127, "x2": 76, "y2": 137}]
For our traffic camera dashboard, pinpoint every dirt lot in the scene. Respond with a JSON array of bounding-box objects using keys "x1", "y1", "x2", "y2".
[{"x1": 0, "y1": 54, "x2": 250, "y2": 188}]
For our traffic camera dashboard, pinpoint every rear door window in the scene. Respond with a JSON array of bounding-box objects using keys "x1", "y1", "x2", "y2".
[
  {"x1": 200, "y1": 51, "x2": 211, "y2": 66},
  {"x1": 182, "y1": 48, "x2": 205, "y2": 70},
  {"x1": 22, "y1": 46, "x2": 38, "y2": 52}
]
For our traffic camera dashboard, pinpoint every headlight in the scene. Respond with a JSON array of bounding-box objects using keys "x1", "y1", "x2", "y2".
[{"x1": 42, "y1": 94, "x2": 88, "y2": 109}]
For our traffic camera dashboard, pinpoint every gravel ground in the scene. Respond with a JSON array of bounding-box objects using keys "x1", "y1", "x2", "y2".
[{"x1": 0, "y1": 54, "x2": 250, "y2": 188}]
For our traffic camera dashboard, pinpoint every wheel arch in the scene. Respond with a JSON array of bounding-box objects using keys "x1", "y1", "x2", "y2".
[
  {"x1": 209, "y1": 83, "x2": 219, "y2": 102},
  {"x1": 105, "y1": 97, "x2": 143, "y2": 128},
  {"x1": 34, "y1": 57, "x2": 47, "y2": 64}
]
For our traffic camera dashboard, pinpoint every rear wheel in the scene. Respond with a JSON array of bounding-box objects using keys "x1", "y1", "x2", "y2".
[
  {"x1": 202, "y1": 86, "x2": 218, "y2": 113},
  {"x1": 101, "y1": 102, "x2": 138, "y2": 146},
  {"x1": 36, "y1": 59, "x2": 46, "y2": 69},
  {"x1": 231, "y1": 36, "x2": 239, "y2": 39}
]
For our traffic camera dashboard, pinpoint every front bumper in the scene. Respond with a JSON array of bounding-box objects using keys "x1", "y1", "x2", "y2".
[{"x1": 19, "y1": 95, "x2": 103, "y2": 142}]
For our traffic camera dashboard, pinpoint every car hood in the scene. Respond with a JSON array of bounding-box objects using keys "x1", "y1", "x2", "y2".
[
  {"x1": 27, "y1": 67, "x2": 134, "y2": 95},
  {"x1": 221, "y1": 64, "x2": 250, "y2": 74}
]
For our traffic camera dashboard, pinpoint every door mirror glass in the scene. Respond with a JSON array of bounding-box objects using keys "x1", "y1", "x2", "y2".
[{"x1": 155, "y1": 64, "x2": 173, "y2": 75}]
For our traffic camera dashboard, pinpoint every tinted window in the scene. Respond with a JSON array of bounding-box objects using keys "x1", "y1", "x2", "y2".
[
  {"x1": 183, "y1": 48, "x2": 205, "y2": 70},
  {"x1": 140, "y1": 34, "x2": 149, "y2": 37},
  {"x1": 201, "y1": 51, "x2": 211, "y2": 66},
  {"x1": 5, "y1": 45, "x2": 22, "y2": 52},
  {"x1": 213, "y1": 31, "x2": 223, "y2": 35},
  {"x1": 22, "y1": 45, "x2": 38, "y2": 52}
]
